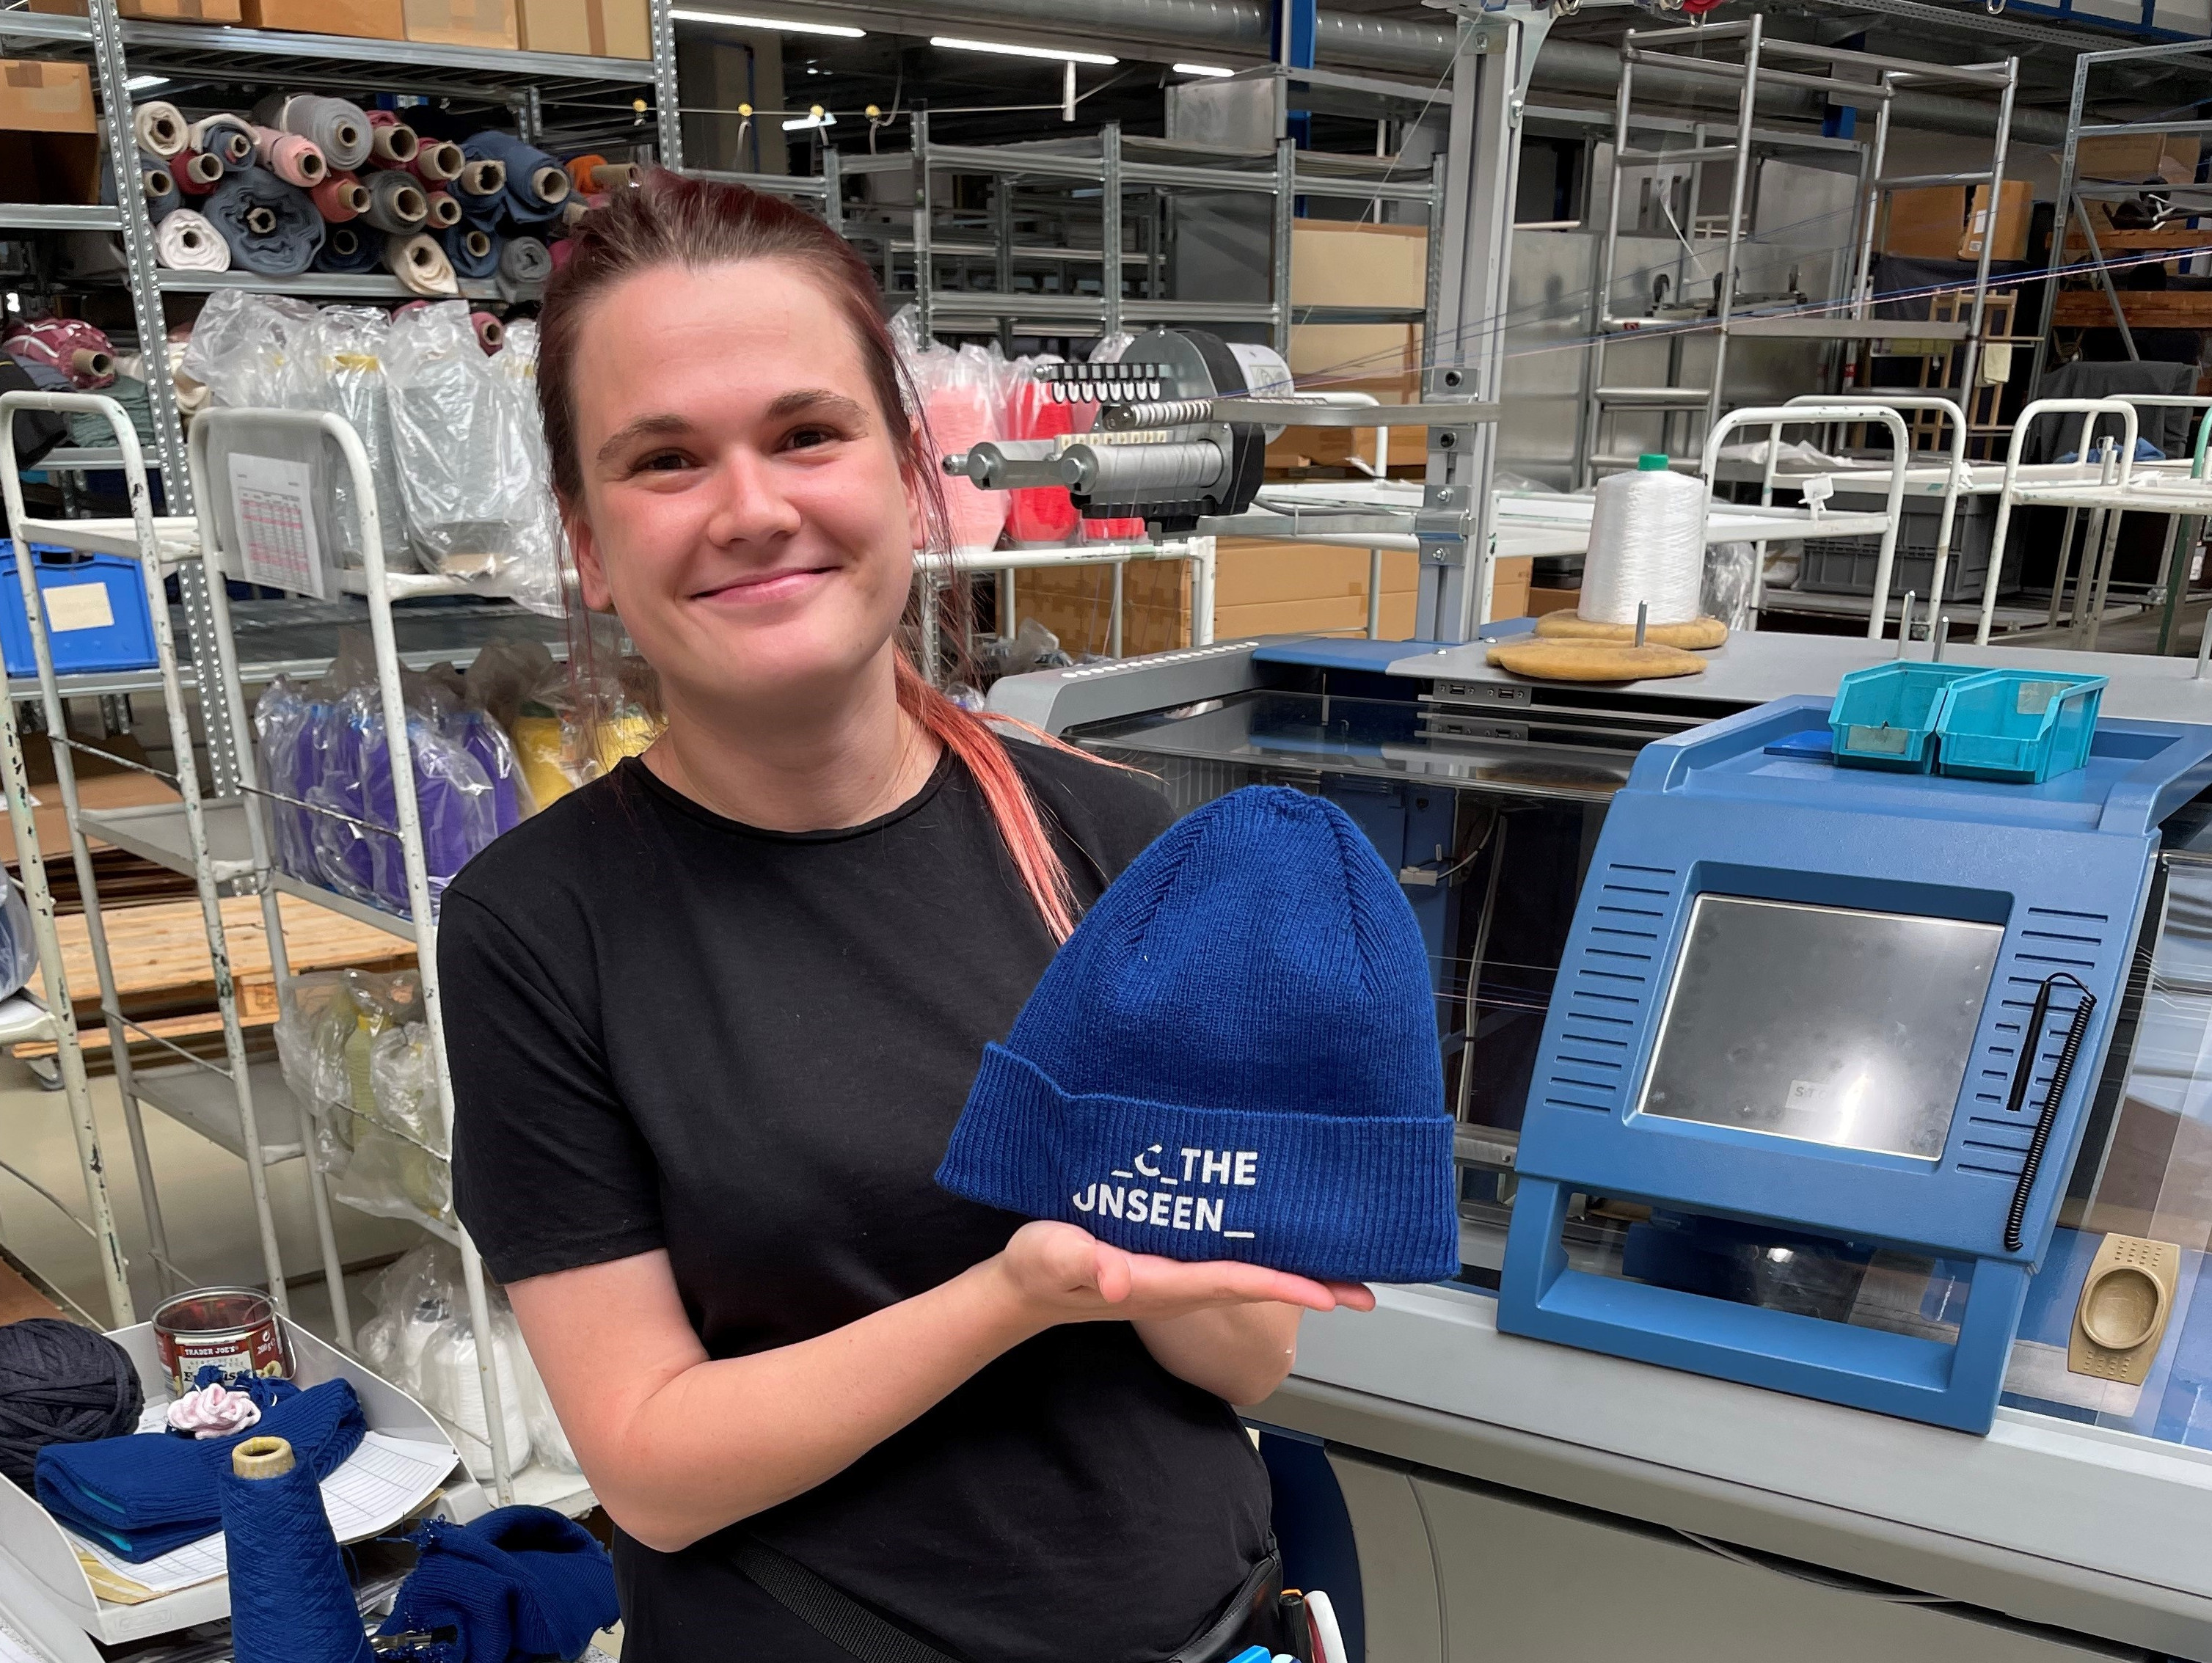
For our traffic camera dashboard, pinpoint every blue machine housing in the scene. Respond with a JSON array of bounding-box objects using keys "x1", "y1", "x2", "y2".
[{"x1": 1497, "y1": 694, "x2": 2212, "y2": 1433}]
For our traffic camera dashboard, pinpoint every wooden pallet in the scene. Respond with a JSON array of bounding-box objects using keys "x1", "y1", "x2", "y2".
[{"x1": 13, "y1": 893, "x2": 416, "y2": 1059}]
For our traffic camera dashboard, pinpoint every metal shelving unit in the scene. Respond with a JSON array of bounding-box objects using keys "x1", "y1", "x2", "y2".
[{"x1": 1577, "y1": 15, "x2": 2018, "y2": 482}]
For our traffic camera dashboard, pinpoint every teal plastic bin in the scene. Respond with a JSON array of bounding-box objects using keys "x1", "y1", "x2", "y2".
[
  {"x1": 1827, "y1": 663, "x2": 1982, "y2": 772},
  {"x1": 1934, "y1": 669, "x2": 2107, "y2": 783}
]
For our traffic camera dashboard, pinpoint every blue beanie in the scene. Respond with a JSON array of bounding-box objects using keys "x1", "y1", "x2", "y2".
[{"x1": 936, "y1": 786, "x2": 1459, "y2": 1284}]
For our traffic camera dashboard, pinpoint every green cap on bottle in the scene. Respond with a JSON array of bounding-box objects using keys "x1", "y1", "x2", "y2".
[{"x1": 1637, "y1": 453, "x2": 1671, "y2": 472}]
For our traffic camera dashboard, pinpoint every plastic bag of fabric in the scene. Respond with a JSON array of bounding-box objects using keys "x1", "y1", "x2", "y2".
[
  {"x1": 0, "y1": 880, "x2": 34, "y2": 1002},
  {"x1": 383, "y1": 301, "x2": 546, "y2": 588},
  {"x1": 313, "y1": 306, "x2": 417, "y2": 574},
  {"x1": 252, "y1": 676, "x2": 319, "y2": 885},
  {"x1": 482, "y1": 319, "x2": 564, "y2": 617},
  {"x1": 356, "y1": 1242, "x2": 456, "y2": 1402},
  {"x1": 1703, "y1": 539, "x2": 1758, "y2": 633},
  {"x1": 894, "y1": 321, "x2": 1006, "y2": 554},
  {"x1": 420, "y1": 1305, "x2": 534, "y2": 1481},
  {"x1": 1003, "y1": 356, "x2": 1079, "y2": 548},
  {"x1": 177, "y1": 288, "x2": 323, "y2": 411}
]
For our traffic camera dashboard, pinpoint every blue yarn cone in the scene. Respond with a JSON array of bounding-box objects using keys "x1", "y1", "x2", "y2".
[{"x1": 218, "y1": 1436, "x2": 372, "y2": 1663}]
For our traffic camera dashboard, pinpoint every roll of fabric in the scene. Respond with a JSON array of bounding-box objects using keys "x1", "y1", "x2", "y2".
[
  {"x1": 364, "y1": 169, "x2": 428, "y2": 234},
  {"x1": 313, "y1": 222, "x2": 383, "y2": 274},
  {"x1": 497, "y1": 235, "x2": 551, "y2": 288},
  {"x1": 385, "y1": 232, "x2": 458, "y2": 298},
  {"x1": 203, "y1": 165, "x2": 325, "y2": 277},
  {"x1": 251, "y1": 125, "x2": 326, "y2": 189},
  {"x1": 173, "y1": 150, "x2": 223, "y2": 195},
  {"x1": 470, "y1": 310, "x2": 504, "y2": 354},
  {"x1": 190, "y1": 114, "x2": 257, "y2": 167},
  {"x1": 564, "y1": 156, "x2": 638, "y2": 194},
  {"x1": 366, "y1": 111, "x2": 418, "y2": 167},
  {"x1": 153, "y1": 208, "x2": 231, "y2": 271},
  {"x1": 461, "y1": 131, "x2": 569, "y2": 225},
  {"x1": 138, "y1": 151, "x2": 180, "y2": 222},
  {"x1": 450, "y1": 155, "x2": 505, "y2": 222},
  {"x1": 312, "y1": 170, "x2": 371, "y2": 223},
  {"x1": 440, "y1": 224, "x2": 496, "y2": 280},
  {"x1": 253, "y1": 92, "x2": 371, "y2": 172},
  {"x1": 132, "y1": 100, "x2": 186, "y2": 158},
  {"x1": 423, "y1": 189, "x2": 462, "y2": 229},
  {"x1": 559, "y1": 197, "x2": 589, "y2": 230},
  {"x1": 406, "y1": 136, "x2": 465, "y2": 184}
]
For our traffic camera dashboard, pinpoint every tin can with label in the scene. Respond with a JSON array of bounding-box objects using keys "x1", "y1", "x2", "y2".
[{"x1": 152, "y1": 1287, "x2": 290, "y2": 1395}]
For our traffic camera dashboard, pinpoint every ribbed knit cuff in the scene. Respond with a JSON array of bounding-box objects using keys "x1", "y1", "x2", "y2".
[{"x1": 935, "y1": 1045, "x2": 1460, "y2": 1284}]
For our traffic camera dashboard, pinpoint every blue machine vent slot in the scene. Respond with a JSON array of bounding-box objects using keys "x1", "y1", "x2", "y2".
[{"x1": 1546, "y1": 863, "x2": 1679, "y2": 1113}]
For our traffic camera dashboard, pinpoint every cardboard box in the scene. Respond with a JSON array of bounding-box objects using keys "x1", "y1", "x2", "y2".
[
  {"x1": 1012, "y1": 562, "x2": 1189, "y2": 659},
  {"x1": 1291, "y1": 219, "x2": 1427, "y2": 310},
  {"x1": 239, "y1": 0, "x2": 404, "y2": 34},
  {"x1": 1880, "y1": 186, "x2": 1967, "y2": 260},
  {"x1": 517, "y1": 0, "x2": 646, "y2": 55},
  {"x1": 2073, "y1": 133, "x2": 2200, "y2": 185},
  {"x1": 1959, "y1": 180, "x2": 2032, "y2": 263},
  {"x1": 0, "y1": 60, "x2": 95, "y2": 204},
  {"x1": 405, "y1": 0, "x2": 517, "y2": 48},
  {"x1": 30, "y1": 0, "x2": 242, "y2": 18}
]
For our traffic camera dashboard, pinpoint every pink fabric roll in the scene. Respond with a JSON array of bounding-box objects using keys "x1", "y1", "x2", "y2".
[
  {"x1": 252, "y1": 125, "x2": 326, "y2": 187},
  {"x1": 470, "y1": 310, "x2": 505, "y2": 354},
  {"x1": 424, "y1": 189, "x2": 462, "y2": 229},
  {"x1": 366, "y1": 110, "x2": 419, "y2": 166},
  {"x1": 4, "y1": 318, "x2": 116, "y2": 390},
  {"x1": 312, "y1": 170, "x2": 370, "y2": 222},
  {"x1": 549, "y1": 235, "x2": 577, "y2": 273},
  {"x1": 924, "y1": 384, "x2": 1008, "y2": 553}
]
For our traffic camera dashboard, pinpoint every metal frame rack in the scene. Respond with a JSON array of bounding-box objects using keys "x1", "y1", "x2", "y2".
[
  {"x1": 2032, "y1": 34, "x2": 2212, "y2": 389},
  {"x1": 834, "y1": 119, "x2": 1440, "y2": 356},
  {"x1": 1578, "y1": 15, "x2": 2017, "y2": 483},
  {"x1": 2, "y1": 398, "x2": 572, "y2": 1513}
]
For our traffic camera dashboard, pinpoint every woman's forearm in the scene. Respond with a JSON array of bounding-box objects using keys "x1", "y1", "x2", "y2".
[
  {"x1": 518, "y1": 1257, "x2": 1042, "y2": 1551},
  {"x1": 1133, "y1": 1304, "x2": 1304, "y2": 1405}
]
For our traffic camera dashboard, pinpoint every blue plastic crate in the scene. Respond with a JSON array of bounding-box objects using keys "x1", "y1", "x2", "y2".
[
  {"x1": 0, "y1": 542, "x2": 158, "y2": 677},
  {"x1": 1827, "y1": 663, "x2": 1982, "y2": 772},
  {"x1": 1935, "y1": 668, "x2": 2108, "y2": 783}
]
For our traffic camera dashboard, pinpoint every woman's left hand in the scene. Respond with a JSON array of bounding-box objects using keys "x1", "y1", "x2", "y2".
[{"x1": 995, "y1": 1219, "x2": 1373, "y2": 1326}]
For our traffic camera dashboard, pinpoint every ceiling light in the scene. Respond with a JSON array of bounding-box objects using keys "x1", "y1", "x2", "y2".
[
  {"x1": 124, "y1": 74, "x2": 169, "y2": 89},
  {"x1": 929, "y1": 35, "x2": 1116, "y2": 65},
  {"x1": 783, "y1": 109, "x2": 838, "y2": 131},
  {"x1": 1171, "y1": 62, "x2": 1233, "y2": 77},
  {"x1": 670, "y1": 10, "x2": 865, "y2": 37}
]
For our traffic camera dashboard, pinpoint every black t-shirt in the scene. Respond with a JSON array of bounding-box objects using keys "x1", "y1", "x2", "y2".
[{"x1": 440, "y1": 743, "x2": 1273, "y2": 1663}]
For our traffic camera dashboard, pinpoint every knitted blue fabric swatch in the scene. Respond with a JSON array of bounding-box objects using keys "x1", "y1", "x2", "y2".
[
  {"x1": 937, "y1": 786, "x2": 1459, "y2": 1284},
  {"x1": 35, "y1": 1378, "x2": 366, "y2": 1562},
  {"x1": 377, "y1": 1505, "x2": 618, "y2": 1663}
]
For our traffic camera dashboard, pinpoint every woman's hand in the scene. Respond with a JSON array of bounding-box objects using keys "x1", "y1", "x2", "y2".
[{"x1": 993, "y1": 1220, "x2": 1375, "y2": 1327}]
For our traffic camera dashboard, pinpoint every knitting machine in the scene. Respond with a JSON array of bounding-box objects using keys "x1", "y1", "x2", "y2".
[{"x1": 989, "y1": 627, "x2": 2212, "y2": 1656}]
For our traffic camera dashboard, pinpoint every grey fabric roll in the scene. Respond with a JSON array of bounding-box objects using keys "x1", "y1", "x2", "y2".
[
  {"x1": 497, "y1": 235, "x2": 551, "y2": 288},
  {"x1": 362, "y1": 169, "x2": 428, "y2": 235},
  {"x1": 138, "y1": 150, "x2": 179, "y2": 222},
  {"x1": 252, "y1": 92, "x2": 372, "y2": 172},
  {"x1": 202, "y1": 164, "x2": 324, "y2": 277},
  {"x1": 189, "y1": 114, "x2": 257, "y2": 167}
]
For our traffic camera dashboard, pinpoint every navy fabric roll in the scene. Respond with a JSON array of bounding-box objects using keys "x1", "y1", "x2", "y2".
[
  {"x1": 35, "y1": 1379, "x2": 367, "y2": 1562},
  {"x1": 439, "y1": 224, "x2": 497, "y2": 280},
  {"x1": 459, "y1": 131, "x2": 570, "y2": 227},
  {"x1": 313, "y1": 222, "x2": 384, "y2": 274},
  {"x1": 202, "y1": 164, "x2": 324, "y2": 277},
  {"x1": 377, "y1": 1507, "x2": 617, "y2": 1662}
]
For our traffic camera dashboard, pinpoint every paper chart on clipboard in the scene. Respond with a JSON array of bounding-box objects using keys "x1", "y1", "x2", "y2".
[
  {"x1": 65, "y1": 1432, "x2": 455, "y2": 1605},
  {"x1": 226, "y1": 452, "x2": 327, "y2": 599}
]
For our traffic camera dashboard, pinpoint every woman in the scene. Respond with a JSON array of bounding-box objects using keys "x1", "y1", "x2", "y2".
[{"x1": 441, "y1": 172, "x2": 1373, "y2": 1663}]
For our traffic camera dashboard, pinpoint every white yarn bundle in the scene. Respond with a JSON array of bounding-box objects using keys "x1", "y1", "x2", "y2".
[{"x1": 1580, "y1": 455, "x2": 1708, "y2": 626}]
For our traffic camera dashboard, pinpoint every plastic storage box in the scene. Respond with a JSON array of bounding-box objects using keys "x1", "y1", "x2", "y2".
[
  {"x1": 0, "y1": 541, "x2": 158, "y2": 676},
  {"x1": 1797, "y1": 491, "x2": 2007, "y2": 604},
  {"x1": 1828, "y1": 662, "x2": 1983, "y2": 772},
  {"x1": 1934, "y1": 668, "x2": 2107, "y2": 783}
]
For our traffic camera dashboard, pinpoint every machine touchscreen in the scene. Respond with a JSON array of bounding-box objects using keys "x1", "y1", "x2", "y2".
[{"x1": 1637, "y1": 896, "x2": 2003, "y2": 1162}]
